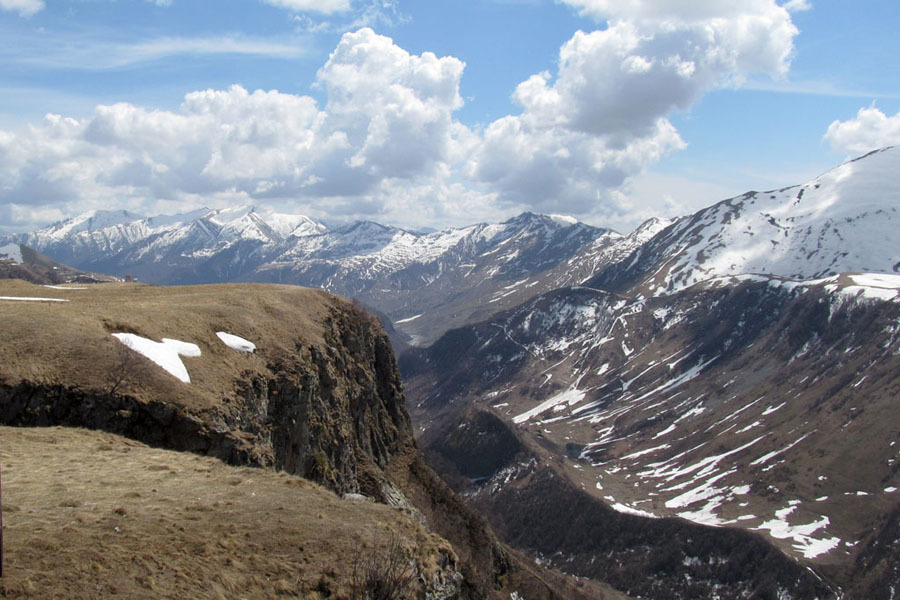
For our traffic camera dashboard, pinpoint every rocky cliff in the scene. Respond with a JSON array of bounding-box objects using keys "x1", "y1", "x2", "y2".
[{"x1": 0, "y1": 281, "x2": 409, "y2": 497}]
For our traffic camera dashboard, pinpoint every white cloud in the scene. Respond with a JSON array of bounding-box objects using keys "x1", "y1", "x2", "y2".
[
  {"x1": 0, "y1": 0, "x2": 43, "y2": 17},
  {"x1": 560, "y1": 0, "x2": 794, "y2": 24},
  {"x1": 0, "y1": 29, "x2": 469, "y2": 223},
  {"x1": 782, "y1": 0, "x2": 812, "y2": 12},
  {"x1": 262, "y1": 0, "x2": 351, "y2": 14},
  {"x1": 464, "y1": 0, "x2": 799, "y2": 219},
  {"x1": 8, "y1": 34, "x2": 308, "y2": 71},
  {"x1": 316, "y1": 28, "x2": 466, "y2": 180},
  {"x1": 558, "y1": 0, "x2": 797, "y2": 80},
  {"x1": 294, "y1": 0, "x2": 406, "y2": 34},
  {"x1": 824, "y1": 106, "x2": 900, "y2": 155},
  {"x1": 1, "y1": 3, "x2": 804, "y2": 233}
]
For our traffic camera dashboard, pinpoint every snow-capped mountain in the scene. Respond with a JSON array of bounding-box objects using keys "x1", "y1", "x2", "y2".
[
  {"x1": 401, "y1": 147, "x2": 900, "y2": 598},
  {"x1": 591, "y1": 146, "x2": 900, "y2": 297},
  {"x1": 8, "y1": 208, "x2": 620, "y2": 345}
]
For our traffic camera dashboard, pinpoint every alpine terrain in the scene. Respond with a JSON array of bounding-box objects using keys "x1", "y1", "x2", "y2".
[
  {"x1": 401, "y1": 147, "x2": 900, "y2": 598},
  {"x1": 5, "y1": 207, "x2": 664, "y2": 347},
  {"x1": 3, "y1": 146, "x2": 899, "y2": 598}
]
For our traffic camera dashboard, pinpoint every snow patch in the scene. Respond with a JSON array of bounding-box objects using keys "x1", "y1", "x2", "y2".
[
  {"x1": 754, "y1": 508, "x2": 841, "y2": 559},
  {"x1": 0, "y1": 296, "x2": 69, "y2": 302},
  {"x1": 394, "y1": 314, "x2": 422, "y2": 324},
  {"x1": 610, "y1": 503, "x2": 659, "y2": 519},
  {"x1": 112, "y1": 333, "x2": 201, "y2": 383},
  {"x1": 513, "y1": 388, "x2": 586, "y2": 424},
  {"x1": 216, "y1": 331, "x2": 256, "y2": 353}
]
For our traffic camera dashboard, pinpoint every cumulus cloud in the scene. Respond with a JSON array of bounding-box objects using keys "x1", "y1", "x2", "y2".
[
  {"x1": 557, "y1": 0, "x2": 797, "y2": 80},
  {"x1": 464, "y1": 0, "x2": 799, "y2": 217},
  {"x1": 0, "y1": 29, "x2": 468, "y2": 222},
  {"x1": 824, "y1": 106, "x2": 900, "y2": 155},
  {"x1": 0, "y1": 0, "x2": 44, "y2": 17}
]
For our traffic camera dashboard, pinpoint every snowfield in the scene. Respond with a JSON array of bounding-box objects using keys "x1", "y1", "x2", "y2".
[
  {"x1": 112, "y1": 333, "x2": 201, "y2": 383},
  {"x1": 216, "y1": 331, "x2": 256, "y2": 353}
]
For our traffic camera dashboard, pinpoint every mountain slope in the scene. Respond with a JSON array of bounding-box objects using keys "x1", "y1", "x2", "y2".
[
  {"x1": 590, "y1": 146, "x2": 900, "y2": 297},
  {"x1": 0, "y1": 243, "x2": 116, "y2": 285},
  {"x1": 401, "y1": 148, "x2": 900, "y2": 598},
  {"x1": 0, "y1": 425, "x2": 460, "y2": 599},
  {"x1": 403, "y1": 274, "x2": 900, "y2": 597}
]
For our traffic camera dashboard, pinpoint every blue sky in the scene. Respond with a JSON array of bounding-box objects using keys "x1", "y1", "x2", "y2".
[{"x1": 1, "y1": 0, "x2": 898, "y2": 233}]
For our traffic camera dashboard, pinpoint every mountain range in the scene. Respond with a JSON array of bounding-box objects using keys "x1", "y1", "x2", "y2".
[
  {"x1": 6, "y1": 202, "x2": 668, "y2": 347},
  {"x1": 4, "y1": 145, "x2": 900, "y2": 598}
]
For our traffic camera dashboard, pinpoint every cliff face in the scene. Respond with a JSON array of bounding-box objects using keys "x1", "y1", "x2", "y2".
[{"x1": 0, "y1": 282, "x2": 410, "y2": 496}]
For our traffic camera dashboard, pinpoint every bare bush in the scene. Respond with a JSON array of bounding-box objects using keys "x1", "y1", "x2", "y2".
[
  {"x1": 349, "y1": 533, "x2": 416, "y2": 600},
  {"x1": 105, "y1": 341, "x2": 147, "y2": 396}
]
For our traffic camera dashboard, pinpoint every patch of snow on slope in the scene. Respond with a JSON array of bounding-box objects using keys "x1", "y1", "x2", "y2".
[
  {"x1": 841, "y1": 273, "x2": 900, "y2": 301},
  {"x1": 750, "y1": 432, "x2": 812, "y2": 467},
  {"x1": 112, "y1": 333, "x2": 201, "y2": 383},
  {"x1": 513, "y1": 388, "x2": 586, "y2": 424},
  {"x1": 850, "y1": 273, "x2": 900, "y2": 288},
  {"x1": 216, "y1": 331, "x2": 256, "y2": 353},
  {"x1": 395, "y1": 314, "x2": 422, "y2": 324},
  {"x1": 0, "y1": 296, "x2": 69, "y2": 302},
  {"x1": 610, "y1": 503, "x2": 659, "y2": 519},
  {"x1": 754, "y1": 506, "x2": 841, "y2": 559}
]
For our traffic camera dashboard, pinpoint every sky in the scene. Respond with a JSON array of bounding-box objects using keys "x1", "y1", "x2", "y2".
[{"x1": 1, "y1": 0, "x2": 899, "y2": 234}]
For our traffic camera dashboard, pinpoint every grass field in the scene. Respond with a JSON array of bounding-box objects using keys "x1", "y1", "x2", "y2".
[
  {"x1": 0, "y1": 425, "x2": 455, "y2": 598},
  {"x1": 0, "y1": 280, "x2": 336, "y2": 410}
]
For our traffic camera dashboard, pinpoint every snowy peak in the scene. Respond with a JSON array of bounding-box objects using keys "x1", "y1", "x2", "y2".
[
  {"x1": 503, "y1": 211, "x2": 603, "y2": 237},
  {"x1": 592, "y1": 146, "x2": 900, "y2": 296},
  {"x1": 43, "y1": 209, "x2": 147, "y2": 242}
]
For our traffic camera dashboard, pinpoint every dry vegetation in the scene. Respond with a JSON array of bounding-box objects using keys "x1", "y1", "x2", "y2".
[
  {"x1": 0, "y1": 426, "x2": 455, "y2": 599},
  {"x1": 0, "y1": 279, "x2": 336, "y2": 410}
]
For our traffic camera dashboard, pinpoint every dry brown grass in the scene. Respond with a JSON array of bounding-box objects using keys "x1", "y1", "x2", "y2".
[
  {"x1": 0, "y1": 426, "x2": 455, "y2": 599},
  {"x1": 0, "y1": 280, "x2": 339, "y2": 410}
]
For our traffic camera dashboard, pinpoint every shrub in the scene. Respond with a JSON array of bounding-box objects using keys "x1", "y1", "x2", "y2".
[{"x1": 349, "y1": 533, "x2": 416, "y2": 600}]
